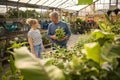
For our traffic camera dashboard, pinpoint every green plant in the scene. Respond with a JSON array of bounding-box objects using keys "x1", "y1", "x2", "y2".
[
  {"x1": 4, "y1": 22, "x2": 120, "y2": 80},
  {"x1": 55, "y1": 27, "x2": 65, "y2": 40},
  {"x1": 74, "y1": 33, "x2": 94, "y2": 50},
  {"x1": 7, "y1": 37, "x2": 29, "y2": 52},
  {"x1": 0, "y1": 60, "x2": 2, "y2": 79},
  {"x1": 2, "y1": 55, "x2": 24, "y2": 80},
  {"x1": 42, "y1": 33, "x2": 50, "y2": 45},
  {"x1": 6, "y1": 7, "x2": 41, "y2": 18},
  {"x1": 98, "y1": 14, "x2": 120, "y2": 34},
  {"x1": 98, "y1": 21, "x2": 114, "y2": 32},
  {"x1": 0, "y1": 41, "x2": 6, "y2": 57},
  {"x1": 0, "y1": 14, "x2": 5, "y2": 18},
  {"x1": 13, "y1": 47, "x2": 65, "y2": 80}
]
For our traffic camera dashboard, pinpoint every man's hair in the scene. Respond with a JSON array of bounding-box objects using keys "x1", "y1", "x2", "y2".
[{"x1": 49, "y1": 11, "x2": 59, "y2": 19}]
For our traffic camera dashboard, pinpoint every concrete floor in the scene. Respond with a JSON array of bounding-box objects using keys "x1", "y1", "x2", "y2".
[
  {"x1": 45, "y1": 34, "x2": 80, "y2": 51},
  {"x1": 67, "y1": 34, "x2": 80, "y2": 49}
]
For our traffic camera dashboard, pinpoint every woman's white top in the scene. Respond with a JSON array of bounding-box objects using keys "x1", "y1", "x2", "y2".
[{"x1": 28, "y1": 28, "x2": 42, "y2": 46}]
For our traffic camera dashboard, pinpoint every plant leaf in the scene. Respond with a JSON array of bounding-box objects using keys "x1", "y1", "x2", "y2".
[
  {"x1": 13, "y1": 47, "x2": 65, "y2": 80},
  {"x1": 84, "y1": 42, "x2": 104, "y2": 65},
  {"x1": 101, "y1": 43, "x2": 120, "y2": 62},
  {"x1": 92, "y1": 30, "x2": 104, "y2": 40}
]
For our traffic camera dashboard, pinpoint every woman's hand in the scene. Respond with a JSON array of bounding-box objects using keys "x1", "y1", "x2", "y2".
[{"x1": 33, "y1": 53, "x2": 37, "y2": 58}]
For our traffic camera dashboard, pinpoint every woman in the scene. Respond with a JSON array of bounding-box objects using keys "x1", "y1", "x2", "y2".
[{"x1": 27, "y1": 18, "x2": 43, "y2": 58}]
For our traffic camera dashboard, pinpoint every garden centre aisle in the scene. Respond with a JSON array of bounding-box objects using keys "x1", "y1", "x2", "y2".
[
  {"x1": 67, "y1": 34, "x2": 80, "y2": 49},
  {"x1": 45, "y1": 34, "x2": 80, "y2": 51}
]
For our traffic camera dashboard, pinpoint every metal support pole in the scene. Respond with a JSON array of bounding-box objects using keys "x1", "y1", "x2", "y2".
[
  {"x1": 17, "y1": 0, "x2": 20, "y2": 20},
  {"x1": 116, "y1": 0, "x2": 118, "y2": 8}
]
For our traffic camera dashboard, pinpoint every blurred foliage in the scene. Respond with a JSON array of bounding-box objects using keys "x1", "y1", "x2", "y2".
[
  {"x1": 8, "y1": 28, "x2": 120, "y2": 80},
  {"x1": 74, "y1": 33, "x2": 95, "y2": 50},
  {"x1": 0, "y1": 14, "x2": 5, "y2": 18},
  {"x1": 6, "y1": 7, "x2": 49, "y2": 19},
  {"x1": 42, "y1": 32, "x2": 50, "y2": 45}
]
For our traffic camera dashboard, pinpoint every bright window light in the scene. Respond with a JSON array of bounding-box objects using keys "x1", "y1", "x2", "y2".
[
  {"x1": 36, "y1": 0, "x2": 48, "y2": 5},
  {"x1": 19, "y1": 0, "x2": 30, "y2": 3}
]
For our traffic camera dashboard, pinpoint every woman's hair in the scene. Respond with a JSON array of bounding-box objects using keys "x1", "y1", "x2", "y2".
[
  {"x1": 26, "y1": 18, "x2": 38, "y2": 26},
  {"x1": 49, "y1": 11, "x2": 59, "y2": 19}
]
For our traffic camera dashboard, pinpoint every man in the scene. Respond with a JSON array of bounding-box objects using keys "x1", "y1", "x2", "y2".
[{"x1": 47, "y1": 11, "x2": 71, "y2": 50}]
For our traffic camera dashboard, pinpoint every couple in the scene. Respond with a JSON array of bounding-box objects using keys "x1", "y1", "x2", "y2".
[{"x1": 28, "y1": 11, "x2": 71, "y2": 58}]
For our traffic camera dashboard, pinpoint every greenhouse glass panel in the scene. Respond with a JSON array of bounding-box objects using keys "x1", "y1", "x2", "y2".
[
  {"x1": 111, "y1": 0, "x2": 116, "y2": 5},
  {"x1": 28, "y1": 0, "x2": 40, "y2": 4},
  {"x1": 49, "y1": 0, "x2": 63, "y2": 7},
  {"x1": 59, "y1": 2, "x2": 70, "y2": 8},
  {"x1": 24, "y1": 7, "x2": 47, "y2": 12},
  {"x1": 8, "y1": 0, "x2": 19, "y2": 2},
  {"x1": 43, "y1": 0, "x2": 55, "y2": 6},
  {"x1": 95, "y1": 0, "x2": 100, "y2": 4},
  {"x1": 19, "y1": 7, "x2": 27, "y2": 11},
  {"x1": 36, "y1": 0, "x2": 48, "y2": 5},
  {"x1": 95, "y1": 4, "x2": 104, "y2": 10},
  {"x1": 56, "y1": 0, "x2": 75, "y2": 8},
  {"x1": 100, "y1": 0, "x2": 109, "y2": 3},
  {"x1": 103, "y1": 4, "x2": 109, "y2": 9},
  {"x1": 19, "y1": 0, "x2": 30, "y2": 3},
  {"x1": 0, "y1": 5, "x2": 7, "y2": 13},
  {"x1": 57, "y1": 0, "x2": 76, "y2": 8},
  {"x1": 65, "y1": 5, "x2": 87, "y2": 11},
  {"x1": 104, "y1": 0, "x2": 109, "y2": 3},
  {"x1": 34, "y1": 8, "x2": 47, "y2": 13},
  {"x1": 118, "y1": 4, "x2": 120, "y2": 8}
]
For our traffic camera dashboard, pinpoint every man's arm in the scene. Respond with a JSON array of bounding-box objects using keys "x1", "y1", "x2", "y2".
[
  {"x1": 59, "y1": 23, "x2": 71, "y2": 41},
  {"x1": 64, "y1": 23, "x2": 71, "y2": 40},
  {"x1": 47, "y1": 24, "x2": 57, "y2": 40}
]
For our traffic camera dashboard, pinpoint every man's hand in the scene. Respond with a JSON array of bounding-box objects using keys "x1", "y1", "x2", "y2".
[
  {"x1": 50, "y1": 35, "x2": 57, "y2": 40},
  {"x1": 57, "y1": 36, "x2": 69, "y2": 42}
]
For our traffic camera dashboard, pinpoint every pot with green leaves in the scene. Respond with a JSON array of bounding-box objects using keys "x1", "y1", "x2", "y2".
[{"x1": 55, "y1": 27, "x2": 65, "y2": 40}]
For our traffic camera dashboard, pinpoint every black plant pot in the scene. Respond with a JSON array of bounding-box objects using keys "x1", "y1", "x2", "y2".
[
  {"x1": 113, "y1": 8, "x2": 120, "y2": 15},
  {"x1": 107, "y1": 10, "x2": 112, "y2": 16}
]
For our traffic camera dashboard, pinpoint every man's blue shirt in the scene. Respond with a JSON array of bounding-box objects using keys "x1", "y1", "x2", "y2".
[{"x1": 47, "y1": 21, "x2": 71, "y2": 47}]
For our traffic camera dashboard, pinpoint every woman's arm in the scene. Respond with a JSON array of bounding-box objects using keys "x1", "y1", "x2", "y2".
[{"x1": 28, "y1": 36, "x2": 37, "y2": 57}]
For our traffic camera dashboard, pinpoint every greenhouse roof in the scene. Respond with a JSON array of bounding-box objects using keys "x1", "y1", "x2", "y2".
[
  {"x1": 0, "y1": 0, "x2": 120, "y2": 13},
  {"x1": 0, "y1": 0, "x2": 97, "y2": 11}
]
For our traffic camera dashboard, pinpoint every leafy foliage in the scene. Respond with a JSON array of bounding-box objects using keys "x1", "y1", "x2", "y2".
[
  {"x1": 98, "y1": 14, "x2": 120, "y2": 34},
  {"x1": 2, "y1": 55, "x2": 24, "y2": 80},
  {"x1": 92, "y1": 29, "x2": 115, "y2": 46},
  {"x1": 13, "y1": 47, "x2": 65, "y2": 80},
  {"x1": 6, "y1": 8, "x2": 40, "y2": 18},
  {"x1": 55, "y1": 27, "x2": 65, "y2": 40},
  {"x1": 74, "y1": 33, "x2": 94, "y2": 50},
  {"x1": 6, "y1": 27, "x2": 120, "y2": 80},
  {"x1": 2, "y1": 16, "x2": 120, "y2": 80},
  {"x1": 84, "y1": 42, "x2": 103, "y2": 64},
  {"x1": 42, "y1": 32, "x2": 50, "y2": 45}
]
